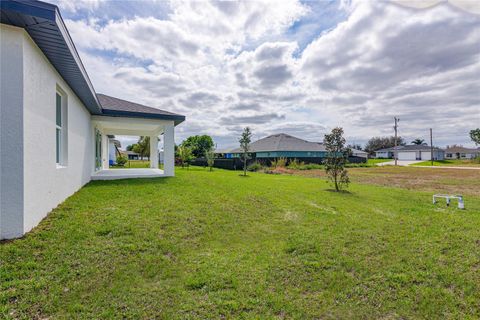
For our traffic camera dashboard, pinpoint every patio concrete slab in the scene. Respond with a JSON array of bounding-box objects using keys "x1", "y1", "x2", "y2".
[{"x1": 91, "y1": 168, "x2": 165, "y2": 180}]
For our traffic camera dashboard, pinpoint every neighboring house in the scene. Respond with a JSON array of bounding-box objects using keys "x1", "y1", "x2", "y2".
[
  {"x1": 223, "y1": 133, "x2": 365, "y2": 163},
  {"x1": 375, "y1": 147, "x2": 399, "y2": 159},
  {"x1": 351, "y1": 149, "x2": 368, "y2": 158},
  {"x1": 227, "y1": 133, "x2": 327, "y2": 160},
  {"x1": 444, "y1": 146, "x2": 480, "y2": 159},
  {"x1": 121, "y1": 150, "x2": 140, "y2": 160},
  {"x1": 375, "y1": 145, "x2": 445, "y2": 160},
  {"x1": 211, "y1": 133, "x2": 366, "y2": 167},
  {"x1": 214, "y1": 148, "x2": 236, "y2": 159},
  {"x1": 0, "y1": 1, "x2": 185, "y2": 239}
]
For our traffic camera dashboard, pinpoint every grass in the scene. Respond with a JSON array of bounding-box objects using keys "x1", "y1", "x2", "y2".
[
  {"x1": 367, "y1": 158, "x2": 392, "y2": 165},
  {"x1": 1, "y1": 167, "x2": 480, "y2": 319},
  {"x1": 411, "y1": 159, "x2": 480, "y2": 167},
  {"x1": 290, "y1": 166, "x2": 480, "y2": 197},
  {"x1": 110, "y1": 160, "x2": 162, "y2": 169}
]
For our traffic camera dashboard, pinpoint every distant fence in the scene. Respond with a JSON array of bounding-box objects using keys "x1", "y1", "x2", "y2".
[{"x1": 191, "y1": 156, "x2": 366, "y2": 170}]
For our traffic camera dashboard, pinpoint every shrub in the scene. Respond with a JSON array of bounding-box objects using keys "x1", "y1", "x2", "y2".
[
  {"x1": 271, "y1": 157, "x2": 287, "y2": 169},
  {"x1": 299, "y1": 163, "x2": 323, "y2": 170},
  {"x1": 178, "y1": 145, "x2": 194, "y2": 168},
  {"x1": 287, "y1": 159, "x2": 305, "y2": 170},
  {"x1": 116, "y1": 155, "x2": 127, "y2": 166},
  {"x1": 247, "y1": 162, "x2": 263, "y2": 172}
]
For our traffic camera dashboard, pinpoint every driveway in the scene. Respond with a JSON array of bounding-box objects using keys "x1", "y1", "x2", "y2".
[
  {"x1": 376, "y1": 160, "x2": 480, "y2": 170},
  {"x1": 377, "y1": 160, "x2": 422, "y2": 166}
]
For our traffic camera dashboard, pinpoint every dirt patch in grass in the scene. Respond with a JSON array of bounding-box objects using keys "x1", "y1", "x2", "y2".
[{"x1": 289, "y1": 166, "x2": 480, "y2": 197}]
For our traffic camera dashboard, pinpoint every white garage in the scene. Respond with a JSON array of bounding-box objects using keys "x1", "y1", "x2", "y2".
[
  {"x1": 376, "y1": 145, "x2": 445, "y2": 161},
  {"x1": 398, "y1": 151, "x2": 417, "y2": 160},
  {"x1": 421, "y1": 151, "x2": 431, "y2": 161},
  {"x1": 420, "y1": 150, "x2": 445, "y2": 161}
]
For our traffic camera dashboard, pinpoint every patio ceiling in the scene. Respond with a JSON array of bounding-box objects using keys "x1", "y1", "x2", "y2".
[{"x1": 92, "y1": 115, "x2": 172, "y2": 136}]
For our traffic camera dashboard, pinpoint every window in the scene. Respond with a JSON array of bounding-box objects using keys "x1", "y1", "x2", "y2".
[
  {"x1": 56, "y1": 93, "x2": 62, "y2": 164},
  {"x1": 55, "y1": 89, "x2": 68, "y2": 166}
]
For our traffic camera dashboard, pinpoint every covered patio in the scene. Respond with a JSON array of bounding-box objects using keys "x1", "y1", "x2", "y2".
[{"x1": 91, "y1": 94, "x2": 185, "y2": 180}]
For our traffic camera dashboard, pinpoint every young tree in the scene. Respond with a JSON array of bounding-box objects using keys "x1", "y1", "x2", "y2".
[
  {"x1": 239, "y1": 127, "x2": 252, "y2": 176},
  {"x1": 470, "y1": 128, "x2": 480, "y2": 145},
  {"x1": 323, "y1": 127, "x2": 350, "y2": 192},
  {"x1": 178, "y1": 145, "x2": 193, "y2": 168},
  {"x1": 205, "y1": 148, "x2": 215, "y2": 171},
  {"x1": 411, "y1": 138, "x2": 425, "y2": 145}
]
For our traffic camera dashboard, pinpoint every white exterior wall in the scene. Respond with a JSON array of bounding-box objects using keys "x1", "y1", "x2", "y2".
[
  {"x1": 436, "y1": 151, "x2": 445, "y2": 160},
  {"x1": 1, "y1": 25, "x2": 25, "y2": 239},
  {"x1": 22, "y1": 28, "x2": 94, "y2": 233},
  {"x1": 0, "y1": 25, "x2": 94, "y2": 238},
  {"x1": 446, "y1": 152, "x2": 477, "y2": 159},
  {"x1": 375, "y1": 151, "x2": 391, "y2": 158}
]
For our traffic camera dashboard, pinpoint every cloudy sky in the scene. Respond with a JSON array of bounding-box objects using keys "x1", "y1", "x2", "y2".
[{"x1": 51, "y1": 0, "x2": 479, "y2": 149}]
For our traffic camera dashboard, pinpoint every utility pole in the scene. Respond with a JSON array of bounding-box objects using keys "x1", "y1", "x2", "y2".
[
  {"x1": 430, "y1": 128, "x2": 433, "y2": 166},
  {"x1": 394, "y1": 117, "x2": 399, "y2": 166}
]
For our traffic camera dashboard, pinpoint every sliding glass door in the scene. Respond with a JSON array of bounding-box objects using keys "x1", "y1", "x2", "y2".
[{"x1": 95, "y1": 129, "x2": 102, "y2": 171}]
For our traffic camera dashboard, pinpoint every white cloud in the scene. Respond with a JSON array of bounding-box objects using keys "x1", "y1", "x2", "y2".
[
  {"x1": 50, "y1": 0, "x2": 104, "y2": 12},
  {"x1": 59, "y1": 0, "x2": 479, "y2": 147}
]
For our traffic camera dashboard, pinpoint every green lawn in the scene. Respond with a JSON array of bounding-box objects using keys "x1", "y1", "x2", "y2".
[
  {"x1": 1, "y1": 168, "x2": 480, "y2": 319},
  {"x1": 111, "y1": 160, "x2": 164, "y2": 169},
  {"x1": 411, "y1": 159, "x2": 480, "y2": 167},
  {"x1": 367, "y1": 158, "x2": 392, "y2": 165}
]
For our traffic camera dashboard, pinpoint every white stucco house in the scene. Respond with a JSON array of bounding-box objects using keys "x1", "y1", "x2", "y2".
[
  {"x1": 445, "y1": 146, "x2": 480, "y2": 159},
  {"x1": 375, "y1": 145, "x2": 445, "y2": 161},
  {"x1": 351, "y1": 148, "x2": 368, "y2": 158},
  {"x1": 0, "y1": 0, "x2": 185, "y2": 239}
]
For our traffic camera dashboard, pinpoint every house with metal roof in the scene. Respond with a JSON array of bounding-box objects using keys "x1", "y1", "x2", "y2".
[
  {"x1": 375, "y1": 145, "x2": 445, "y2": 161},
  {"x1": 0, "y1": 0, "x2": 185, "y2": 239},
  {"x1": 227, "y1": 133, "x2": 327, "y2": 159},
  {"x1": 219, "y1": 133, "x2": 366, "y2": 164}
]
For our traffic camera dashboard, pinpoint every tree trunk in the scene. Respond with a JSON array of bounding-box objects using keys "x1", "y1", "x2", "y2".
[
  {"x1": 243, "y1": 153, "x2": 247, "y2": 176},
  {"x1": 334, "y1": 172, "x2": 339, "y2": 191}
]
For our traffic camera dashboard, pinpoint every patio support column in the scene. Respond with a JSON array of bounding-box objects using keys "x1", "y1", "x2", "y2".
[
  {"x1": 164, "y1": 122, "x2": 175, "y2": 176},
  {"x1": 101, "y1": 133, "x2": 109, "y2": 169},
  {"x1": 150, "y1": 135, "x2": 159, "y2": 169}
]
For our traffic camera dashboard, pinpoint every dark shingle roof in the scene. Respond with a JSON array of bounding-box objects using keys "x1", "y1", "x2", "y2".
[
  {"x1": 97, "y1": 94, "x2": 185, "y2": 125},
  {"x1": 230, "y1": 133, "x2": 326, "y2": 153}
]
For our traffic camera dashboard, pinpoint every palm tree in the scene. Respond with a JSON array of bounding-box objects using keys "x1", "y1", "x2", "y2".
[{"x1": 411, "y1": 138, "x2": 425, "y2": 145}]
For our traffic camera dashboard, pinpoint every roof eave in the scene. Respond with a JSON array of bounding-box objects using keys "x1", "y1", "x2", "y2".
[
  {"x1": 1, "y1": 0, "x2": 101, "y2": 114},
  {"x1": 100, "y1": 109, "x2": 186, "y2": 126}
]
